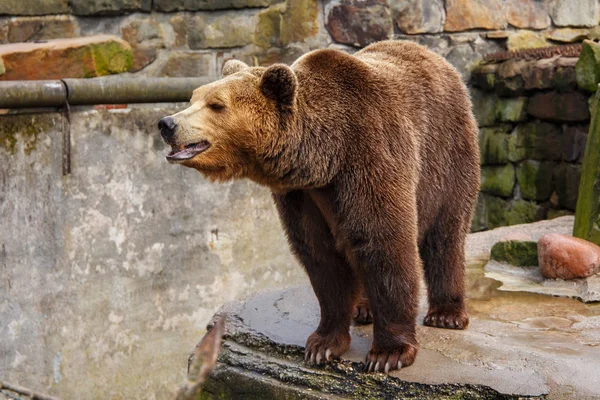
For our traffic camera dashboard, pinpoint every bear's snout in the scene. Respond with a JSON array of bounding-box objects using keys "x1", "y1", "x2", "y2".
[{"x1": 158, "y1": 116, "x2": 178, "y2": 143}]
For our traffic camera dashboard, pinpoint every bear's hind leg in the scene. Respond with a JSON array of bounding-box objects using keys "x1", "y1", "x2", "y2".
[
  {"x1": 353, "y1": 284, "x2": 373, "y2": 325},
  {"x1": 421, "y1": 208, "x2": 470, "y2": 330},
  {"x1": 273, "y1": 191, "x2": 357, "y2": 365}
]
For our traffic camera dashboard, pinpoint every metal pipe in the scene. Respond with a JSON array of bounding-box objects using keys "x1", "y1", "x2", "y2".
[
  {"x1": 0, "y1": 77, "x2": 214, "y2": 108},
  {"x1": 0, "y1": 80, "x2": 67, "y2": 108}
]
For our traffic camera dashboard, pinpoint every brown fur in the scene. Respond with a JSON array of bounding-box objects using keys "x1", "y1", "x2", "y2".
[{"x1": 161, "y1": 40, "x2": 480, "y2": 372}]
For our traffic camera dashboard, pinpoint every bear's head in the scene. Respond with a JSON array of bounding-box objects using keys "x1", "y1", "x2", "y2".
[{"x1": 158, "y1": 60, "x2": 298, "y2": 183}]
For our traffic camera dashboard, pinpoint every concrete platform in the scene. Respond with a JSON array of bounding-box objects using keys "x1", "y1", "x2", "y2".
[{"x1": 200, "y1": 217, "x2": 600, "y2": 399}]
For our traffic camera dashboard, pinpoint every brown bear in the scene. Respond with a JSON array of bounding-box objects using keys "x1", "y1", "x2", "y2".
[{"x1": 158, "y1": 40, "x2": 480, "y2": 373}]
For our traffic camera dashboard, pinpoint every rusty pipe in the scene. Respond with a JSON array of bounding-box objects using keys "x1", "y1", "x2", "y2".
[{"x1": 0, "y1": 77, "x2": 213, "y2": 108}]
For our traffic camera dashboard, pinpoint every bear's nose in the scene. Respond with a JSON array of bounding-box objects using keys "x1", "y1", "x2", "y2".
[{"x1": 158, "y1": 117, "x2": 178, "y2": 142}]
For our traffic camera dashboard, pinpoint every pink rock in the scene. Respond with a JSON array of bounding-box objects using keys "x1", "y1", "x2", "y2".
[{"x1": 538, "y1": 233, "x2": 600, "y2": 280}]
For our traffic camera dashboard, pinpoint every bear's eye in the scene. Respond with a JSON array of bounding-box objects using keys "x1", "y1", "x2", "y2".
[{"x1": 207, "y1": 102, "x2": 225, "y2": 111}]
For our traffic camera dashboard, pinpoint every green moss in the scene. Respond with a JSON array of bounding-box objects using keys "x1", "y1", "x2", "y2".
[
  {"x1": 491, "y1": 240, "x2": 538, "y2": 266},
  {"x1": 485, "y1": 194, "x2": 509, "y2": 229},
  {"x1": 480, "y1": 164, "x2": 515, "y2": 197},
  {"x1": 506, "y1": 199, "x2": 541, "y2": 226},
  {"x1": 90, "y1": 40, "x2": 133, "y2": 76},
  {"x1": 255, "y1": 4, "x2": 284, "y2": 49},
  {"x1": 574, "y1": 90, "x2": 600, "y2": 245},
  {"x1": 0, "y1": 115, "x2": 54, "y2": 155},
  {"x1": 479, "y1": 126, "x2": 511, "y2": 165},
  {"x1": 472, "y1": 71, "x2": 496, "y2": 91},
  {"x1": 254, "y1": 0, "x2": 318, "y2": 49},
  {"x1": 516, "y1": 160, "x2": 555, "y2": 201},
  {"x1": 508, "y1": 123, "x2": 562, "y2": 162},
  {"x1": 554, "y1": 163, "x2": 582, "y2": 211},
  {"x1": 576, "y1": 40, "x2": 600, "y2": 92}
]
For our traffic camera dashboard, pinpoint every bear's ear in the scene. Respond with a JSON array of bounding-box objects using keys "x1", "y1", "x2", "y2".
[
  {"x1": 222, "y1": 59, "x2": 249, "y2": 76},
  {"x1": 260, "y1": 64, "x2": 297, "y2": 107}
]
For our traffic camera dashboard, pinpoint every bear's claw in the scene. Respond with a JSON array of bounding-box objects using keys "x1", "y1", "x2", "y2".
[
  {"x1": 304, "y1": 329, "x2": 351, "y2": 366},
  {"x1": 364, "y1": 342, "x2": 417, "y2": 373},
  {"x1": 423, "y1": 308, "x2": 469, "y2": 330},
  {"x1": 352, "y1": 300, "x2": 373, "y2": 325}
]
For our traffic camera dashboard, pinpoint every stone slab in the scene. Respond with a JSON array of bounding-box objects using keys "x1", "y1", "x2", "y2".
[
  {"x1": 0, "y1": 35, "x2": 132, "y2": 80},
  {"x1": 444, "y1": 0, "x2": 505, "y2": 32},
  {"x1": 204, "y1": 217, "x2": 600, "y2": 399}
]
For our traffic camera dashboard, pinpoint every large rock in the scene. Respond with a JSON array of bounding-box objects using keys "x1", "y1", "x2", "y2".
[
  {"x1": 389, "y1": 0, "x2": 444, "y2": 34},
  {"x1": 69, "y1": 0, "x2": 151, "y2": 15},
  {"x1": 0, "y1": 35, "x2": 132, "y2": 80},
  {"x1": 545, "y1": 27, "x2": 600, "y2": 43},
  {"x1": 480, "y1": 164, "x2": 515, "y2": 197},
  {"x1": 522, "y1": 59, "x2": 556, "y2": 91},
  {"x1": 444, "y1": 0, "x2": 505, "y2": 32},
  {"x1": 254, "y1": 0, "x2": 319, "y2": 49},
  {"x1": 576, "y1": 40, "x2": 600, "y2": 92},
  {"x1": 189, "y1": 10, "x2": 259, "y2": 49},
  {"x1": 550, "y1": 0, "x2": 598, "y2": 27},
  {"x1": 0, "y1": 0, "x2": 68, "y2": 15},
  {"x1": 506, "y1": 0, "x2": 550, "y2": 29},
  {"x1": 471, "y1": 90, "x2": 527, "y2": 126},
  {"x1": 553, "y1": 58, "x2": 578, "y2": 93},
  {"x1": 326, "y1": 0, "x2": 393, "y2": 47},
  {"x1": 517, "y1": 160, "x2": 555, "y2": 201},
  {"x1": 497, "y1": 97, "x2": 528, "y2": 122},
  {"x1": 528, "y1": 91, "x2": 590, "y2": 122},
  {"x1": 155, "y1": 51, "x2": 213, "y2": 77},
  {"x1": 574, "y1": 91, "x2": 600, "y2": 245},
  {"x1": 508, "y1": 123, "x2": 563, "y2": 162},
  {"x1": 7, "y1": 16, "x2": 78, "y2": 43},
  {"x1": 120, "y1": 16, "x2": 164, "y2": 71},
  {"x1": 538, "y1": 233, "x2": 600, "y2": 279},
  {"x1": 506, "y1": 31, "x2": 549, "y2": 51}
]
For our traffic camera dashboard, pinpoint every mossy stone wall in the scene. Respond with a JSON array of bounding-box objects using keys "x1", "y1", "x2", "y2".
[{"x1": 471, "y1": 54, "x2": 591, "y2": 232}]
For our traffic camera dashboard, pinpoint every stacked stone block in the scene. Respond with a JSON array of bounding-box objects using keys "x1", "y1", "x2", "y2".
[
  {"x1": 471, "y1": 54, "x2": 593, "y2": 232},
  {"x1": 1, "y1": 0, "x2": 600, "y2": 80}
]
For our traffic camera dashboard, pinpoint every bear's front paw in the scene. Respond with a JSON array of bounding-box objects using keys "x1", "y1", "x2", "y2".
[
  {"x1": 352, "y1": 298, "x2": 373, "y2": 325},
  {"x1": 364, "y1": 341, "x2": 419, "y2": 373},
  {"x1": 304, "y1": 329, "x2": 351, "y2": 366},
  {"x1": 423, "y1": 308, "x2": 469, "y2": 330}
]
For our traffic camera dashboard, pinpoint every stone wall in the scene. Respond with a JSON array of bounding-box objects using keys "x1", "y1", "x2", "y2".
[
  {"x1": 470, "y1": 54, "x2": 593, "y2": 232},
  {"x1": 2, "y1": 0, "x2": 600, "y2": 80}
]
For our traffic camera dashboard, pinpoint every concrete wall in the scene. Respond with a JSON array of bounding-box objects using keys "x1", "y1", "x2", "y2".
[{"x1": 0, "y1": 105, "x2": 306, "y2": 399}]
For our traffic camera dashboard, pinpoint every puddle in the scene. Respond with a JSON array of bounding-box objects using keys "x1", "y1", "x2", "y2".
[{"x1": 464, "y1": 258, "x2": 600, "y2": 326}]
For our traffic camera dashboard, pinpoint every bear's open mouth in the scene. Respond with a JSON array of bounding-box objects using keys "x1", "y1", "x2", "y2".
[{"x1": 166, "y1": 141, "x2": 211, "y2": 162}]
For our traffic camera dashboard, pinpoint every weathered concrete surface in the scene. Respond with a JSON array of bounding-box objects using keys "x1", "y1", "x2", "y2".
[
  {"x1": 0, "y1": 106, "x2": 305, "y2": 399},
  {"x1": 204, "y1": 217, "x2": 600, "y2": 399}
]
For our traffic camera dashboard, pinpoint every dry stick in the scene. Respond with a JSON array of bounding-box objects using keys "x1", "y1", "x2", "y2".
[
  {"x1": 175, "y1": 315, "x2": 226, "y2": 400},
  {"x1": 0, "y1": 381, "x2": 62, "y2": 400}
]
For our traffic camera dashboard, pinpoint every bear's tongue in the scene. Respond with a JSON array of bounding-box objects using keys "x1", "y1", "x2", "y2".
[{"x1": 167, "y1": 141, "x2": 210, "y2": 161}]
